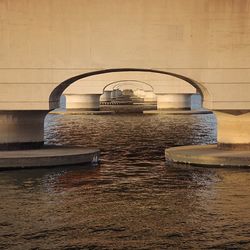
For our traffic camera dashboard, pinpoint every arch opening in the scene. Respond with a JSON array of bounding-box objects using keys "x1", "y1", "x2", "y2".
[
  {"x1": 50, "y1": 68, "x2": 209, "y2": 110},
  {"x1": 103, "y1": 80, "x2": 154, "y2": 93}
]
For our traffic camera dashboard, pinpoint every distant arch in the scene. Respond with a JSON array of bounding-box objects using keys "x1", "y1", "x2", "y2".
[
  {"x1": 103, "y1": 80, "x2": 154, "y2": 93},
  {"x1": 50, "y1": 68, "x2": 209, "y2": 109}
]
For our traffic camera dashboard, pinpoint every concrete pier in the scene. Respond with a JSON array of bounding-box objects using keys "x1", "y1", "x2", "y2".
[
  {"x1": 156, "y1": 94, "x2": 192, "y2": 110},
  {"x1": 166, "y1": 145, "x2": 250, "y2": 167},
  {"x1": 215, "y1": 111, "x2": 250, "y2": 150},
  {"x1": 111, "y1": 89, "x2": 122, "y2": 100},
  {"x1": 65, "y1": 94, "x2": 101, "y2": 111},
  {"x1": 165, "y1": 111, "x2": 250, "y2": 167},
  {"x1": 0, "y1": 111, "x2": 48, "y2": 150},
  {"x1": 100, "y1": 90, "x2": 112, "y2": 103},
  {"x1": 0, "y1": 146, "x2": 100, "y2": 170},
  {"x1": 144, "y1": 91, "x2": 157, "y2": 104}
]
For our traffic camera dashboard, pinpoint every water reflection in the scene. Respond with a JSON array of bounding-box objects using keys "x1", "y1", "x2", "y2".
[{"x1": 1, "y1": 113, "x2": 250, "y2": 249}]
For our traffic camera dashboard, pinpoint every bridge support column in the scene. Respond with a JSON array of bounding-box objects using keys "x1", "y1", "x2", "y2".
[
  {"x1": 215, "y1": 111, "x2": 250, "y2": 150},
  {"x1": 65, "y1": 94, "x2": 101, "y2": 111},
  {"x1": 166, "y1": 110, "x2": 250, "y2": 166},
  {"x1": 0, "y1": 111, "x2": 48, "y2": 150},
  {"x1": 144, "y1": 91, "x2": 157, "y2": 104},
  {"x1": 100, "y1": 91, "x2": 112, "y2": 102},
  {"x1": 156, "y1": 94, "x2": 192, "y2": 110},
  {"x1": 111, "y1": 89, "x2": 122, "y2": 100}
]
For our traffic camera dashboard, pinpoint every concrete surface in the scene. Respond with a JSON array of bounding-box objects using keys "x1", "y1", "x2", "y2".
[
  {"x1": 2, "y1": 0, "x2": 250, "y2": 111},
  {"x1": 144, "y1": 110, "x2": 212, "y2": 115},
  {"x1": 65, "y1": 94, "x2": 101, "y2": 111},
  {"x1": 156, "y1": 94, "x2": 193, "y2": 110},
  {"x1": 101, "y1": 104, "x2": 156, "y2": 113},
  {"x1": 165, "y1": 145, "x2": 250, "y2": 167},
  {"x1": 50, "y1": 110, "x2": 114, "y2": 115},
  {"x1": 0, "y1": 145, "x2": 100, "y2": 170}
]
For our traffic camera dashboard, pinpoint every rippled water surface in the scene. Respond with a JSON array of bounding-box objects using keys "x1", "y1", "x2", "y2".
[{"x1": 1, "y1": 113, "x2": 250, "y2": 249}]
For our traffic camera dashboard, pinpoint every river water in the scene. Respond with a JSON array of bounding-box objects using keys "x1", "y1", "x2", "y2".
[{"x1": 1, "y1": 113, "x2": 250, "y2": 249}]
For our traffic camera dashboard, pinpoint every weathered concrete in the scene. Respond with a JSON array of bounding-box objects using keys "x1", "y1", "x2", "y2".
[
  {"x1": 0, "y1": 146, "x2": 100, "y2": 170},
  {"x1": 165, "y1": 145, "x2": 250, "y2": 167}
]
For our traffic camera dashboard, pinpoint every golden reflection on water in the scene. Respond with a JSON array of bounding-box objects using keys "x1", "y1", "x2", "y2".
[{"x1": 1, "y1": 113, "x2": 250, "y2": 249}]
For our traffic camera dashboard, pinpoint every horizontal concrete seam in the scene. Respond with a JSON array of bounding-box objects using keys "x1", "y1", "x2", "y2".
[
  {"x1": 1, "y1": 67, "x2": 250, "y2": 70},
  {"x1": 0, "y1": 83, "x2": 58, "y2": 85},
  {"x1": 203, "y1": 82, "x2": 250, "y2": 84},
  {"x1": 0, "y1": 101, "x2": 52, "y2": 103},
  {"x1": 0, "y1": 68, "x2": 103, "y2": 70},
  {"x1": 0, "y1": 83, "x2": 250, "y2": 85},
  {"x1": 206, "y1": 101, "x2": 250, "y2": 103}
]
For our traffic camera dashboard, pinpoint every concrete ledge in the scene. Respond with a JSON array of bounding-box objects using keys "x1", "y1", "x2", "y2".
[
  {"x1": 144, "y1": 109, "x2": 212, "y2": 115},
  {"x1": 100, "y1": 104, "x2": 156, "y2": 113},
  {"x1": 50, "y1": 110, "x2": 114, "y2": 115},
  {"x1": 0, "y1": 145, "x2": 100, "y2": 170},
  {"x1": 165, "y1": 145, "x2": 250, "y2": 167},
  {"x1": 0, "y1": 141, "x2": 44, "y2": 150}
]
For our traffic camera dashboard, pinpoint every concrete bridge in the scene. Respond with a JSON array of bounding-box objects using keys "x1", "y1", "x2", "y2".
[
  {"x1": 63, "y1": 72, "x2": 197, "y2": 110},
  {"x1": 0, "y1": 0, "x2": 250, "y2": 167}
]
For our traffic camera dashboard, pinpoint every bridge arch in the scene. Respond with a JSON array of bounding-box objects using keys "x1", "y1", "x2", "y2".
[
  {"x1": 50, "y1": 68, "x2": 209, "y2": 110},
  {"x1": 103, "y1": 80, "x2": 154, "y2": 93}
]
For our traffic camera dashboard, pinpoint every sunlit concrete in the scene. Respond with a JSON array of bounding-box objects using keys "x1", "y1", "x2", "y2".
[
  {"x1": 144, "y1": 91, "x2": 157, "y2": 104},
  {"x1": 65, "y1": 94, "x2": 101, "y2": 111},
  {"x1": 1, "y1": 0, "x2": 250, "y2": 112},
  {"x1": 156, "y1": 94, "x2": 192, "y2": 110},
  {"x1": 215, "y1": 111, "x2": 250, "y2": 150},
  {"x1": 134, "y1": 89, "x2": 145, "y2": 99},
  {"x1": 166, "y1": 145, "x2": 250, "y2": 167}
]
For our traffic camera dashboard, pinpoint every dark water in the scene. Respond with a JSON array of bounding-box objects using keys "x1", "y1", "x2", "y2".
[{"x1": 1, "y1": 113, "x2": 250, "y2": 250}]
